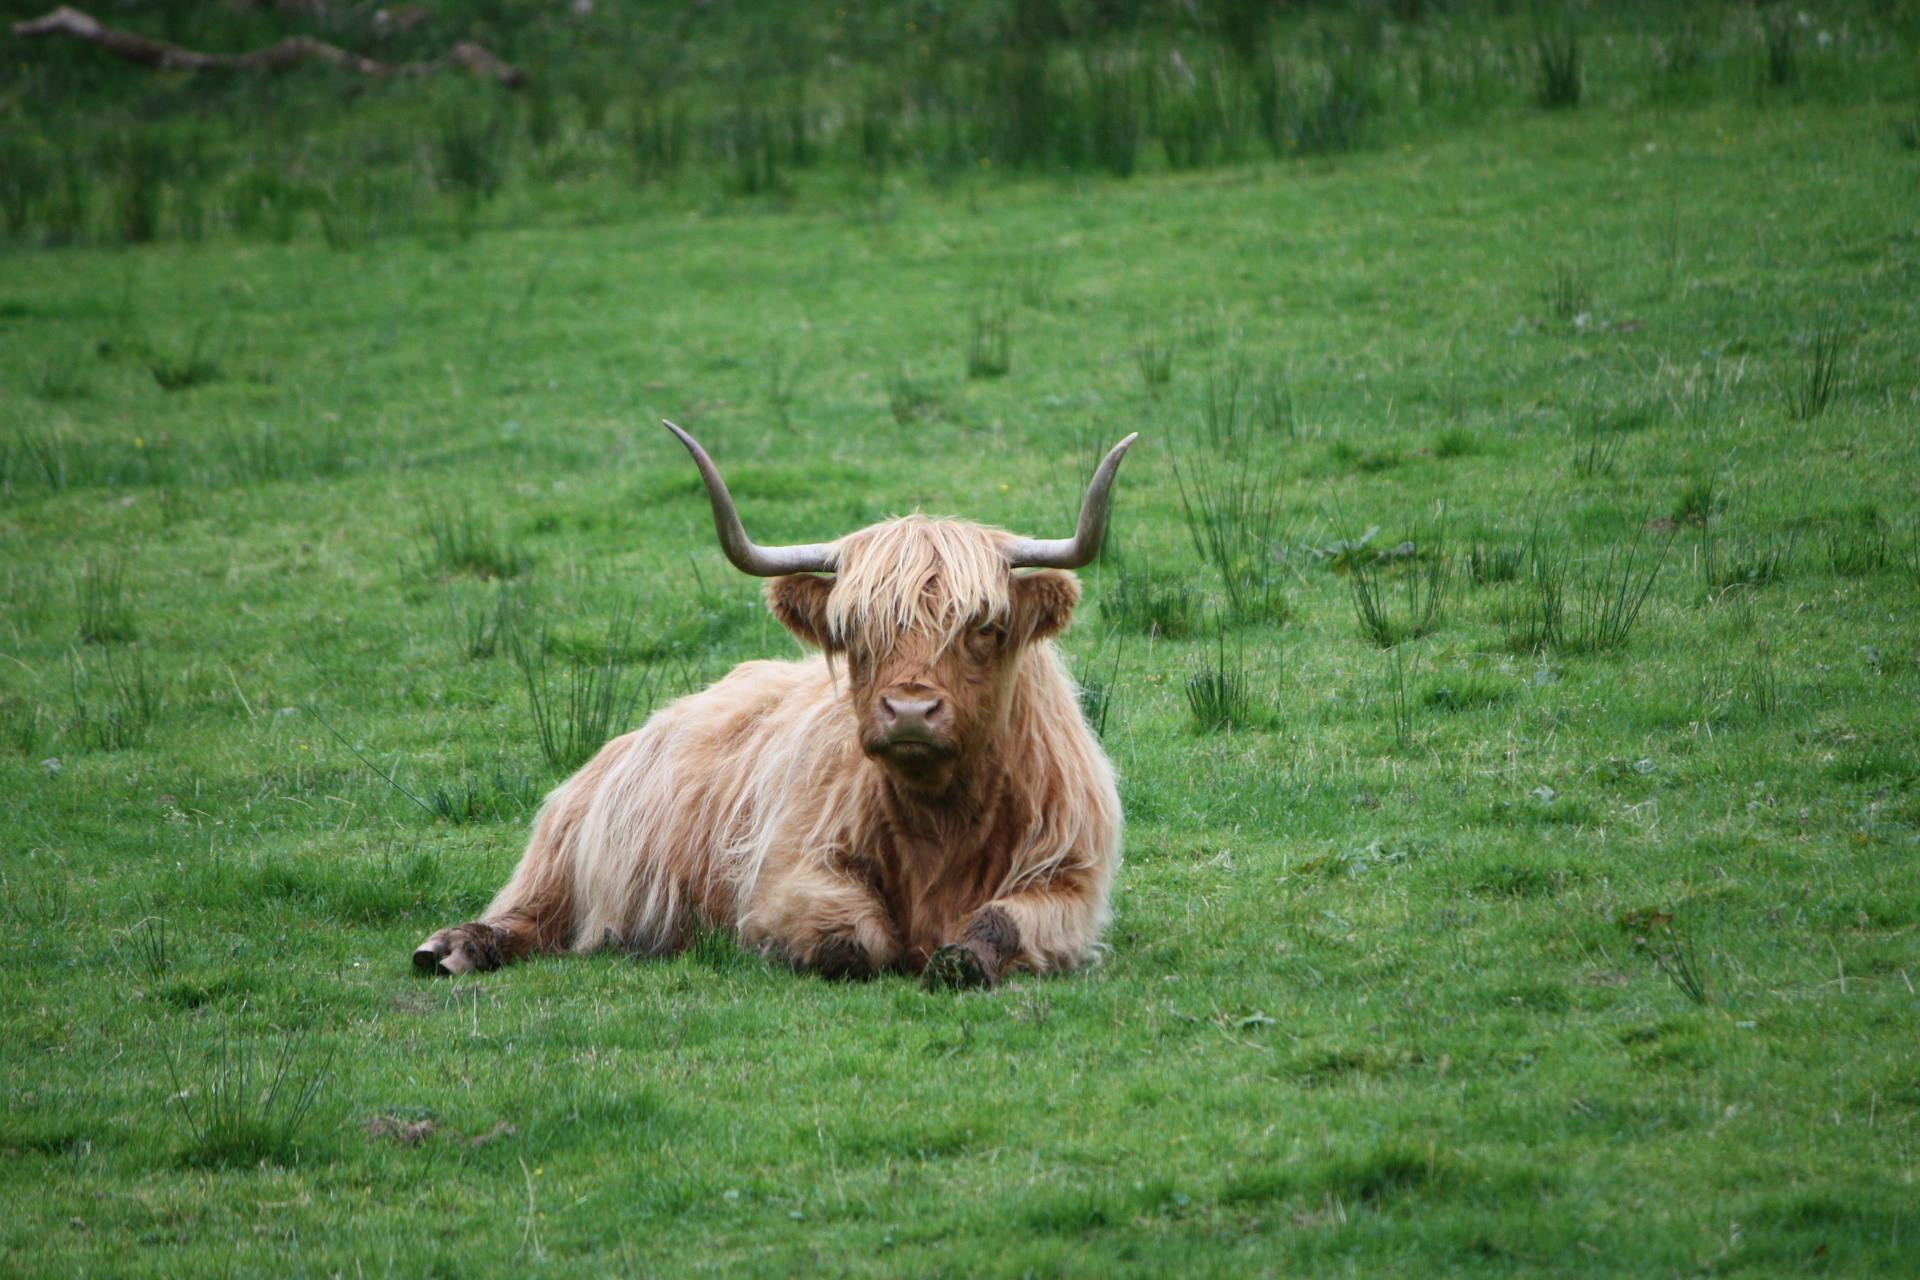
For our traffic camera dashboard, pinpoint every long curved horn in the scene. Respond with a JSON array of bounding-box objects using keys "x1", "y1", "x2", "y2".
[
  {"x1": 1002, "y1": 433, "x2": 1140, "y2": 569},
  {"x1": 663, "y1": 421, "x2": 839, "y2": 576}
]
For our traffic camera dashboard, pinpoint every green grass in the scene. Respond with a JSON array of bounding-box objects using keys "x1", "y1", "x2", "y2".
[{"x1": 3, "y1": 2, "x2": 1919, "y2": 1274}]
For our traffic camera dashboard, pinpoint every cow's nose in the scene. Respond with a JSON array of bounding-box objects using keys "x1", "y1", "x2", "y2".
[{"x1": 879, "y1": 694, "x2": 945, "y2": 736}]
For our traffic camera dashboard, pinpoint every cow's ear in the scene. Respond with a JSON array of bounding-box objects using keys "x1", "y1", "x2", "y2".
[
  {"x1": 766, "y1": 574, "x2": 836, "y2": 649},
  {"x1": 1011, "y1": 570, "x2": 1080, "y2": 644}
]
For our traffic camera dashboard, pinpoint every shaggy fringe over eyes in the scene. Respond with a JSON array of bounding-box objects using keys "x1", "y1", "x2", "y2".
[{"x1": 826, "y1": 516, "x2": 1015, "y2": 661}]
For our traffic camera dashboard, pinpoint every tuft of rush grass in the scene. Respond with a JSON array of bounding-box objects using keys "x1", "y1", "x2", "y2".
[
  {"x1": 1071, "y1": 637, "x2": 1124, "y2": 741},
  {"x1": 1347, "y1": 536, "x2": 1449, "y2": 649},
  {"x1": 1825, "y1": 519, "x2": 1890, "y2": 577},
  {"x1": 1672, "y1": 473, "x2": 1718, "y2": 527},
  {"x1": 765, "y1": 342, "x2": 806, "y2": 428},
  {"x1": 1384, "y1": 645, "x2": 1416, "y2": 750},
  {"x1": 1698, "y1": 523, "x2": 1797, "y2": 596},
  {"x1": 446, "y1": 580, "x2": 529, "y2": 661},
  {"x1": 162, "y1": 1024, "x2": 332, "y2": 1168},
  {"x1": 965, "y1": 301, "x2": 1012, "y2": 379},
  {"x1": 417, "y1": 504, "x2": 531, "y2": 581},
  {"x1": 1566, "y1": 526, "x2": 1674, "y2": 654},
  {"x1": 149, "y1": 338, "x2": 221, "y2": 392},
  {"x1": 1183, "y1": 617, "x2": 1257, "y2": 733},
  {"x1": 1099, "y1": 570, "x2": 1198, "y2": 639},
  {"x1": 423, "y1": 755, "x2": 543, "y2": 824},
  {"x1": 1622, "y1": 909, "x2": 1711, "y2": 1005},
  {"x1": 1572, "y1": 423, "x2": 1625, "y2": 480},
  {"x1": 1534, "y1": 23, "x2": 1582, "y2": 110},
  {"x1": 1760, "y1": 6, "x2": 1799, "y2": 89},
  {"x1": 514, "y1": 611, "x2": 656, "y2": 773},
  {"x1": 1540, "y1": 261, "x2": 1589, "y2": 323},
  {"x1": 1784, "y1": 324, "x2": 1844, "y2": 421},
  {"x1": 75, "y1": 558, "x2": 136, "y2": 644},
  {"x1": 32, "y1": 351, "x2": 90, "y2": 402},
  {"x1": 887, "y1": 367, "x2": 940, "y2": 424},
  {"x1": 66, "y1": 647, "x2": 162, "y2": 751},
  {"x1": 120, "y1": 912, "x2": 176, "y2": 983},
  {"x1": 1132, "y1": 330, "x2": 1175, "y2": 392},
  {"x1": 1466, "y1": 539, "x2": 1524, "y2": 586},
  {"x1": 1172, "y1": 437, "x2": 1288, "y2": 626}
]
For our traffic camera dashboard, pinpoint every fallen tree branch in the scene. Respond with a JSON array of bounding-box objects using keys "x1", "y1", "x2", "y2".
[{"x1": 11, "y1": 6, "x2": 526, "y2": 88}]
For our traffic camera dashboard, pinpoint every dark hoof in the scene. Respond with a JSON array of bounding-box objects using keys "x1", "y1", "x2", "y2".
[
  {"x1": 922, "y1": 942, "x2": 993, "y2": 992},
  {"x1": 812, "y1": 935, "x2": 875, "y2": 982},
  {"x1": 411, "y1": 923, "x2": 502, "y2": 976}
]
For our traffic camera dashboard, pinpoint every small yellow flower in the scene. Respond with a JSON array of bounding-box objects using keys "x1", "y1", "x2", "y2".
[
  {"x1": 134, "y1": 435, "x2": 144, "y2": 448},
  {"x1": 999, "y1": 483, "x2": 1010, "y2": 492}
]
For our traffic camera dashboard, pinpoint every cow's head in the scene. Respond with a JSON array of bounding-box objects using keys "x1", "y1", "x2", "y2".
[{"x1": 663, "y1": 422, "x2": 1136, "y2": 793}]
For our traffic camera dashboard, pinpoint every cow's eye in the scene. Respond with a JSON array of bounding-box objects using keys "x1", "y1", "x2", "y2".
[{"x1": 975, "y1": 621, "x2": 1003, "y2": 641}]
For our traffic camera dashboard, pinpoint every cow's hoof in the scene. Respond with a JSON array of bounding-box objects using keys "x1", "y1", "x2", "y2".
[
  {"x1": 411, "y1": 923, "x2": 502, "y2": 977},
  {"x1": 922, "y1": 942, "x2": 993, "y2": 992},
  {"x1": 811, "y1": 935, "x2": 875, "y2": 982}
]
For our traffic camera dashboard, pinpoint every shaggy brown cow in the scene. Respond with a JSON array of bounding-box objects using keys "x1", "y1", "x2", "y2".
[{"x1": 411, "y1": 422, "x2": 1134, "y2": 989}]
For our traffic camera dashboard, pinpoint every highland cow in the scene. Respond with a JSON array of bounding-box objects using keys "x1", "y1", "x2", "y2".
[{"x1": 412, "y1": 422, "x2": 1134, "y2": 989}]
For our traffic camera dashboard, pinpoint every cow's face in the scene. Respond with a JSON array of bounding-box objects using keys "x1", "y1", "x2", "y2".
[{"x1": 766, "y1": 518, "x2": 1078, "y2": 792}]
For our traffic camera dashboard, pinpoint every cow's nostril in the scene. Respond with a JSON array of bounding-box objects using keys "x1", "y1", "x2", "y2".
[{"x1": 881, "y1": 696, "x2": 942, "y2": 729}]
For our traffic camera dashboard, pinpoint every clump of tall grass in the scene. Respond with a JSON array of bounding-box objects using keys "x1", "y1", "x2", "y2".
[
  {"x1": 1384, "y1": 646, "x2": 1416, "y2": 750},
  {"x1": 1535, "y1": 24, "x2": 1582, "y2": 110},
  {"x1": 2, "y1": 693, "x2": 45, "y2": 757},
  {"x1": 446, "y1": 581, "x2": 528, "y2": 661},
  {"x1": 765, "y1": 343, "x2": 806, "y2": 428},
  {"x1": 1100, "y1": 571, "x2": 1199, "y2": 639},
  {"x1": 75, "y1": 558, "x2": 136, "y2": 644},
  {"x1": 1347, "y1": 536, "x2": 1449, "y2": 649},
  {"x1": 122, "y1": 912, "x2": 176, "y2": 983},
  {"x1": 150, "y1": 336, "x2": 222, "y2": 392},
  {"x1": 628, "y1": 88, "x2": 690, "y2": 185},
  {"x1": 1624, "y1": 910, "x2": 1710, "y2": 1005},
  {"x1": 1698, "y1": 524, "x2": 1797, "y2": 595},
  {"x1": 163, "y1": 1026, "x2": 332, "y2": 1168},
  {"x1": 424, "y1": 756, "x2": 543, "y2": 824},
  {"x1": 966, "y1": 303, "x2": 1013, "y2": 379},
  {"x1": 1541, "y1": 263, "x2": 1589, "y2": 323},
  {"x1": 887, "y1": 367, "x2": 942, "y2": 424},
  {"x1": 1184, "y1": 619, "x2": 1258, "y2": 733},
  {"x1": 1760, "y1": 7, "x2": 1798, "y2": 89},
  {"x1": 514, "y1": 612, "x2": 656, "y2": 773},
  {"x1": 1071, "y1": 638, "x2": 1124, "y2": 741},
  {"x1": 32, "y1": 352, "x2": 90, "y2": 403},
  {"x1": 1133, "y1": 331, "x2": 1176, "y2": 392},
  {"x1": 1467, "y1": 540, "x2": 1524, "y2": 586},
  {"x1": 1671, "y1": 474, "x2": 1718, "y2": 528},
  {"x1": 67, "y1": 648, "x2": 162, "y2": 751},
  {"x1": 1007, "y1": 252, "x2": 1059, "y2": 310},
  {"x1": 1572, "y1": 424, "x2": 1625, "y2": 480},
  {"x1": 1569, "y1": 530, "x2": 1673, "y2": 652},
  {"x1": 1173, "y1": 445, "x2": 1288, "y2": 626},
  {"x1": 1174, "y1": 359, "x2": 1291, "y2": 623},
  {"x1": 1504, "y1": 526, "x2": 1672, "y2": 654},
  {"x1": 1825, "y1": 519, "x2": 1890, "y2": 577},
  {"x1": 434, "y1": 98, "x2": 513, "y2": 207},
  {"x1": 417, "y1": 504, "x2": 530, "y2": 581},
  {"x1": 1784, "y1": 325, "x2": 1844, "y2": 422}
]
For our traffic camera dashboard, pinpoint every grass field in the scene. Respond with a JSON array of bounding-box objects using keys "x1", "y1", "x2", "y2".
[{"x1": 5, "y1": 2, "x2": 1920, "y2": 1275}]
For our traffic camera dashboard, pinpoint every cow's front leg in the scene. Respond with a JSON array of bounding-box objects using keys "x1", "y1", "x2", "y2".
[
  {"x1": 741, "y1": 861, "x2": 900, "y2": 981},
  {"x1": 412, "y1": 905, "x2": 557, "y2": 976},
  {"x1": 924, "y1": 867, "x2": 1103, "y2": 991}
]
